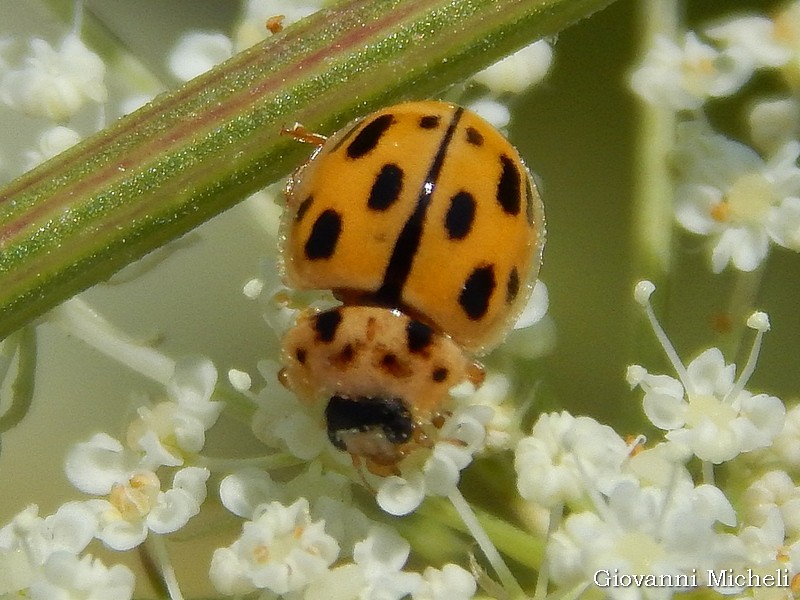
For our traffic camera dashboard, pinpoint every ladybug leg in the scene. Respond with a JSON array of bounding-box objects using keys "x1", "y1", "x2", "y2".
[
  {"x1": 281, "y1": 123, "x2": 328, "y2": 146},
  {"x1": 265, "y1": 15, "x2": 285, "y2": 34},
  {"x1": 349, "y1": 455, "x2": 379, "y2": 492},
  {"x1": 467, "y1": 361, "x2": 486, "y2": 388}
]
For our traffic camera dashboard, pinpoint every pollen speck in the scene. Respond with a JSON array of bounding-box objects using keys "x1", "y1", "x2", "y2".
[{"x1": 710, "y1": 201, "x2": 730, "y2": 222}]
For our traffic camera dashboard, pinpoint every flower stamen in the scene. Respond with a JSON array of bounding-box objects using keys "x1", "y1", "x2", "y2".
[
  {"x1": 724, "y1": 311, "x2": 770, "y2": 403},
  {"x1": 634, "y1": 281, "x2": 694, "y2": 394},
  {"x1": 709, "y1": 200, "x2": 730, "y2": 222}
]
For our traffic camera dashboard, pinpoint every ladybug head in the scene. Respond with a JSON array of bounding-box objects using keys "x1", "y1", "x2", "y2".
[{"x1": 325, "y1": 395, "x2": 414, "y2": 472}]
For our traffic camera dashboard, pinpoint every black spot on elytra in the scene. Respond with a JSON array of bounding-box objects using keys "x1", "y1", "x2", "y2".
[
  {"x1": 497, "y1": 155, "x2": 521, "y2": 216},
  {"x1": 432, "y1": 367, "x2": 448, "y2": 382},
  {"x1": 295, "y1": 348, "x2": 307, "y2": 364},
  {"x1": 459, "y1": 265, "x2": 496, "y2": 320},
  {"x1": 465, "y1": 126, "x2": 484, "y2": 146},
  {"x1": 406, "y1": 320, "x2": 434, "y2": 353},
  {"x1": 347, "y1": 114, "x2": 394, "y2": 159},
  {"x1": 305, "y1": 209, "x2": 342, "y2": 259},
  {"x1": 380, "y1": 353, "x2": 411, "y2": 378},
  {"x1": 330, "y1": 343, "x2": 356, "y2": 368},
  {"x1": 506, "y1": 267, "x2": 520, "y2": 303},
  {"x1": 419, "y1": 115, "x2": 440, "y2": 129},
  {"x1": 313, "y1": 309, "x2": 342, "y2": 343},
  {"x1": 445, "y1": 191, "x2": 476, "y2": 240},
  {"x1": 367, "y1": 164, "x2": 404, "y2": 211},
  {"x1": 295, "y1": 195, "x2": 313, "y2": 222},
  {"x1": 525, "y1": 177, "x2": 536, "y2": 227}
]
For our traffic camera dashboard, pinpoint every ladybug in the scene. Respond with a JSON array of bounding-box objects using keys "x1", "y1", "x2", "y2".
[{"x1": 279, "y1": 101, "x2": 545, "y2": 475}]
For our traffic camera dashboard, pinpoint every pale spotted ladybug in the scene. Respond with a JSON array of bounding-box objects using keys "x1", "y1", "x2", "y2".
[{"x1": 279, "y1": 101, "x2": 545, "y2": 475}]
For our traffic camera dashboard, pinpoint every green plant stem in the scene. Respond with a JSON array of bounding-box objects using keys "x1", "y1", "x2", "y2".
[
  {"x1": 414, "y1": 496, "x2": 545, "y2": 570},
  {"x1": 0, "y1": 0, "x2": 617, "y2": 339},
  {"x1": 629, "y1": 0, "x2": 679, "y2": 374},
  {"x1": 631, "y1": 0, "x2": 679, "y2": 282}
]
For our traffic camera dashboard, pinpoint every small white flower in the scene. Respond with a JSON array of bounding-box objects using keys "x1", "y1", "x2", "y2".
[
  {"x1": 0, "y1": 503, "x2": 97, "y2": 569},
  {"x1": 66, "y1": 432, "x2": 208, "y2": 550},
  {"x1": 766, "y1": 196, "x2": 800, "y2": 252},
  {"x1": 504, "y1": 282, "x2": 556, "y2": 360},
  {"x1": 742, "y1": 471, "x2": 800, "y2": 538},
  {"x1": 630, "y1": 32, "x2": 752, "y2": 111},
  {"x1": 631, "y1": 284, "x2": 785, "y2": 464},
  {"x1": 625, "y1": 441, "x2": 693, "y2": 489},
  {"x1": 168, "y1": 31, "x2": 233, "y2": 81},
  {"x1": 413, "y1": 564, "x2": 476, "y2": 600},
  {"x1": 89, "y1": 466, "x2": 208, "y2": 551},
  {"x1": 705, "y1": 16, "x2": 793, "y2": 70},
  {"x1": 209, "y1": 498, "x2": 339, "y2": 596},
  {"x1": 514, "y1": 280, "x2": 549, "y2": 330},
  {"x1": 673, "y1": 123, "x2": 800, "y2": 272},
  {"x1": 219, "y1": 469, "x2": 282, "y2": 520},
  {"x1": 29, "y1": 552, "x2": 134, "y2": 600},
  {"x1": 466, "y1": 97, "x2": 510, "y2": 130},
  {"x1": 472, "y1": 39, "x2": 553, "y2": 95},
  {"x1": 738, "y1": 505, "x2": 786, "y2": 566},
  {"x1": 633, "y1": 280, "x2": 656, "y2": 306},
  {"x1": 165, "y1": 356, "x2": 221, "y2": 425},
  {"x1": 127, "y1": 357, "x2": 222, "y2": 467},
  {"x1": 23, "y1": 125, "x2": 81, "y2": 170},
  {"x1": 635, "y1": 349, "x2": 785, "y2": 464},
  {"x1": 1, "y1": 32, "x2": 106, "y2": 121},
  {"x1": 284, "y1": 466, "x2": 372, "y2": 553},
  {"x1": 375, "y1": 472, "x2": 427, "y2": 518},
  {"x1": 749, "y1": 97, "x2": 800, "y2": 155},
  {"x1": 148, "y1": 466, "x2": 209, "y2": 533},
  {"x1": 228, "y1": 368, "x2": 253, "y2": 392},
  {"x1": 515, "y1": 411, "x2": 630, "y2": 508},
  {"x1": 65, "y1": 433, "x2": 140, "y2": 496},
  {"x1": 450, "y1": 372, "x2": 517, "y2": 450},
  {"x1": 251, "y1": 362, "x2": 329, "y2": 461},
  {"x1": 375, "y1": 405, "x2": 490, "y2": 516},
  {"x1": 765, "y1": 403, "x2": 800, "y2": 469},
  {"x1": 305, "y1": 526, "x2": 422, "y2": 600},
  {"x1": 220, "y1": 466, "x2": 372, "y2": 555},
  {"x1": 0, "y1": 503, "x2": 104, "y2": 598},
  {"x1": 548, "y1": 479, "x2": 746, "y2": 599},
  {"x1": 772, "y1": 1, "x2": 800, "y2": 84}
]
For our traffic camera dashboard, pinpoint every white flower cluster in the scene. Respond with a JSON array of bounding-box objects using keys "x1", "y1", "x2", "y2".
[
  {"x1": 1, "y1": 32, "x2": 106, "y2": 122},
  {"x1": 208, "y1": 468, "x2": 476, "y2": 599},
  {"x1": 515, "y1": 407, "x2": 749, "y2": 598},
  {"x1": 63, "y1": 358, "x2": 220, "y2": 551},
  {"x1": 0, "y1": 30, "x2": 101, "y2": 179},
  {"x1": 0, "y1": 503, "x2": 134, "y2": 600},
  {"x1": 630, "y1": 1, "x2": 800, "y2": 273},
  {"x1": 0, "y1": 6, "x2": 160, "y2": 181},
  {"x1": 628, "y1": 283, "x2": 784, "y2": 465},
  {"x1": 0, "y1": 357, "x2": 220, "y2": 599},
  {"x1": 513, "y1": 282, "x2": 798, "y2": 600}
]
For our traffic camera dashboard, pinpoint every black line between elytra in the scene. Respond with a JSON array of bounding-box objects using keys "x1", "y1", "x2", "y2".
[{"x1": 374, "y1": 106, "x2": 465, "y2": 305}]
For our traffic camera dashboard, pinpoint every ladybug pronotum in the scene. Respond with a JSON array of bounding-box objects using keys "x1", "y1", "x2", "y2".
[{"x1": 279, "y1": 101, "x2": 545, "y2": 475}]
